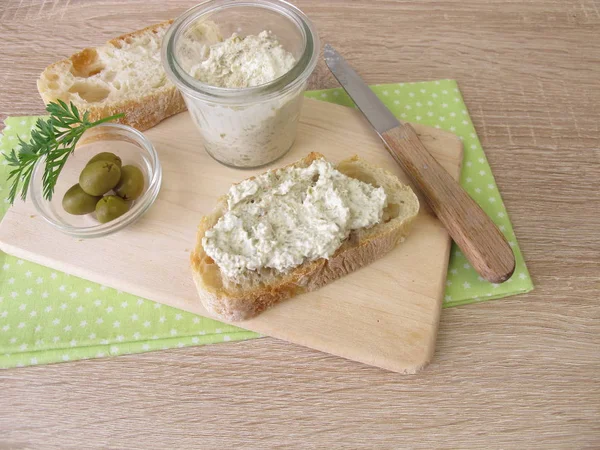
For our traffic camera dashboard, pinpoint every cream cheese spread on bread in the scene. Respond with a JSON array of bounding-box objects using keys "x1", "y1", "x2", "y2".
[{"x1": 202, "y1": 159, "x2": 387, "y2": 279}]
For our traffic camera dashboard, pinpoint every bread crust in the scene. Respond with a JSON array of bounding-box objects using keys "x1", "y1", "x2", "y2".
[
  {"x1": 190, "y1": 153, "x2": 420, "y2": 321},
  {"x1": 37, "y1": 20, "x2": 186, "y2": 131},
  {"x1": 82, "y1": 85, "x2": 186, "y2": 132}
]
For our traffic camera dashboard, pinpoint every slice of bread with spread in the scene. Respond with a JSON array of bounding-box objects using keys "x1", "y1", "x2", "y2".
[
  {"x1": 191, "y1": 152, "x2": 420, "y2": 321},
  {"x1": 37, "y1": 20, "x2": 185, "y2": 131}
]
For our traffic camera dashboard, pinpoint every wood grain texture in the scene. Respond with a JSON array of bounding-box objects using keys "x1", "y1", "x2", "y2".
[
  {"x1": 1, "y1": 0, "x2": 599, "y2": 448},
  {"x1": 0, "y1": 99, "x2": 463, "y2": 374},
  {"x1": 382, "y1": 124, "x2": 515, "y2": 283}
]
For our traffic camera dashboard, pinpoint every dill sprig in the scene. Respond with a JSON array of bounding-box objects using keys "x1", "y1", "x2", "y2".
[{"x1": 3, "y1": 100, "x2": 124, "y2": 204}]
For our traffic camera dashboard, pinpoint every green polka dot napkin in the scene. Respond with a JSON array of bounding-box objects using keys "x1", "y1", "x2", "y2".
[{"x1": 0, "y1": 80, "x2": 532, "y2": 369}]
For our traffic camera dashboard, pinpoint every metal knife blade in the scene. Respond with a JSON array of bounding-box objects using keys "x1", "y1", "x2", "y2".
[{"x1": 323, "y1": 44, "x2": 400, "y2": 135}]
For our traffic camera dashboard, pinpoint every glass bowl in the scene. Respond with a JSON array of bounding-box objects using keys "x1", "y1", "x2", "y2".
[{"x1": 29, "y1": 123, "x2": 162, "y2": 238}]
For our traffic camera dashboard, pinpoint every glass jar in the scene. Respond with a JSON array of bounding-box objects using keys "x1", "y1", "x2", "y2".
[{"x1": 162, "y1": 0, "x2": 319, "y2": 168}]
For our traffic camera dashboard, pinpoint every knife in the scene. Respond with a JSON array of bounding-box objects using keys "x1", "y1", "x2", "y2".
[{"x1": 324, "y1": 44, "x2": 515, "y2": 283}]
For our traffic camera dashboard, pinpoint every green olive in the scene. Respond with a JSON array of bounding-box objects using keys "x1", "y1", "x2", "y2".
[
  {"x1": 79, "y1": 161, "x2": 121, "y2": 196},
  {"x1": 62, "y1": 184, "x2": 101, "y2": 215},
  {"x1": 95, "y1": 195, "x2": 130, "y2": 223},
  {"x1": 114, "y1": 165, "x2": 145, "y2": 201},
  {"x1": 86, "y1": 152, "x2": 122, "y2": 168}
]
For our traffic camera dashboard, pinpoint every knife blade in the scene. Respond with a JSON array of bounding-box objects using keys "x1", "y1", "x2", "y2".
[
  {"x1": 324, "y1": 45, "x2": 400, "y2": 134},
  {"x1": 324, "y1": 44, "x2": 515, "y2": 284}
]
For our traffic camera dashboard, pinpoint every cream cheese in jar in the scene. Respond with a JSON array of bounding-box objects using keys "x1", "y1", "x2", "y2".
[
  {"x1": 183, "y1": 30, "x2": 300, "y2": 167},
  {"x1": 162, "y1": 0, "x2": 320, "y2": 168},
  {"x1": 188, "y1": 30, "x2": 296, "y2": 88}
]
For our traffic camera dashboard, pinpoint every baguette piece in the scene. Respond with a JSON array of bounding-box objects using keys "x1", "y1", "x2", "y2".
[
  {"x1": 37, "y1": 20, "x2": 186, "y2": 131},
  {"x1": 191, "y1": 153, "x2": 420, "y2": 321}
]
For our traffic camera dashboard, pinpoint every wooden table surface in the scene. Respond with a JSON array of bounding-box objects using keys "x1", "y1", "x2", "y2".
[{"x1": 1, "y1": 0, "x2": 599, "y2": 448}]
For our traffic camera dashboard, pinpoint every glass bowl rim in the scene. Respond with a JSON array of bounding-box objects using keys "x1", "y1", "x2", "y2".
[{"x1": 29, "y1": 123, "x2": 162, "y2": 238}]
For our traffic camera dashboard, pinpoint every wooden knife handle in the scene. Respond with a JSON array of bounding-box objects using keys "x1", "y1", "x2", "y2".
[{"x1": 381, "y1": 123, "x2": 515, "y2": 283}]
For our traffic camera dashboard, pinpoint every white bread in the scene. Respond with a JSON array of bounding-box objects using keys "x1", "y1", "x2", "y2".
[
  {"x1": 37, "y1": 20, "x2": 186, "y2": 131},
  {"x1": 191, "y1": 152, "x2": 420, "y2": 321}
]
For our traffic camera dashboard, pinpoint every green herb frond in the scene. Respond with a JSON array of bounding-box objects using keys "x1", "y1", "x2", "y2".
[{"x1": 2, "y1": 101, "x2": 124, "y2": 204}]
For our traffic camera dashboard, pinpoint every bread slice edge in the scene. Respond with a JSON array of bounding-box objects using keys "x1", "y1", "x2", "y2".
[
  {"x1": 190, "y1": 153, "x2": 420, "y2": 321},
  {"x1": 37, "y1": 20, "x2": 186, "y2": 131}
]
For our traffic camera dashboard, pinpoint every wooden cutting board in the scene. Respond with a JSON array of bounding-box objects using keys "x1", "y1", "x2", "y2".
[{"x1": 0, "y1": 98, "x2": 462, "y2": 373}]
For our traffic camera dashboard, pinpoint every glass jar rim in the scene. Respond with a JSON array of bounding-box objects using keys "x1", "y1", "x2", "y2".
[{"x1": 162, "y1": 0, "x2": 320, "y2": 103}]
